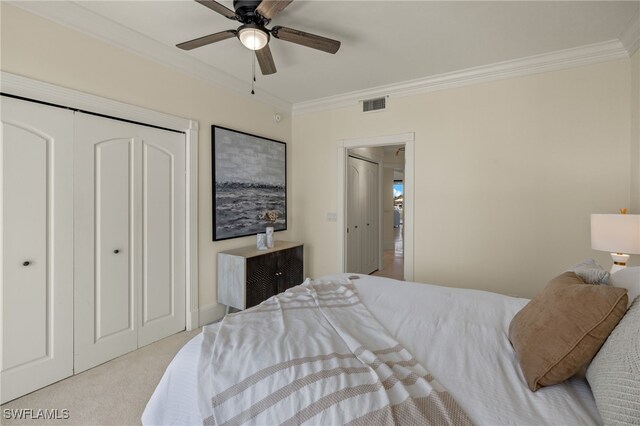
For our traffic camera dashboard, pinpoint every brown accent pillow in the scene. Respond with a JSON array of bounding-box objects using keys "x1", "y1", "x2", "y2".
[{"x1": 508, "y1": 272, "x2": 628, "y2": 391}]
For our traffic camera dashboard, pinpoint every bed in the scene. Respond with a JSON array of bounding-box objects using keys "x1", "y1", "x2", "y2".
[{"x1": 141, "y1": 273, "x2": 616, "y2": 425}]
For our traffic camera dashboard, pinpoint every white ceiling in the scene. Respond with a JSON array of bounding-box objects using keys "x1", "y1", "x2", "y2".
[{"x1": 12, "y1": 1, "x2": 640, "y2": 108}]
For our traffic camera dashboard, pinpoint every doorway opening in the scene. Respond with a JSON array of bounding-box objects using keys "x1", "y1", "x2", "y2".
[
  {"x1": 337, "y1": 133, "x2": 414, "y2": 282},
  {"x1": 372, "y1": 147, "x2": 405, "y2": 280}
]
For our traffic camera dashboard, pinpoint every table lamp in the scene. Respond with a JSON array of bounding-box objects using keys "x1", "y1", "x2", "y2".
[{"x1": 591, "y1": 209, "x2": 640, "y2": 273}]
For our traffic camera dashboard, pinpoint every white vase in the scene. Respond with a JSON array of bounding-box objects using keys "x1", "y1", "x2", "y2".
[
  {"x1": 256, "y1": 233, "x2": 267, "y2": 250},
  {"x1": 266, "y1": 226, "x2": 274, "y2": 248}
]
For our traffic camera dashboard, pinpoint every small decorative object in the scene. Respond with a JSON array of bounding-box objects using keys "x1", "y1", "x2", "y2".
[
  {"x1": 266, "y1": 226, "x2": 274, "y2": 248},
  {"x1": 258, "y1": 210, "x2": 280, "y2": 223},
  {"x1": 256, "y1": 233, "x2": 267, "y2": 250}
]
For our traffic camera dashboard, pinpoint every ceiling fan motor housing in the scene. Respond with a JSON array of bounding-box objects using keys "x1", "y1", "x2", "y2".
[{"x1": 233, "y1": 0, "x2": 266, "y2": 24}]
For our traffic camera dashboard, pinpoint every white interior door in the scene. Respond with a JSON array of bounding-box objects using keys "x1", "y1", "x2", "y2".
[
  {"x1": 346, "y1": 157, "x2": 362, "y2": 273},
  {"x1": 74, "y1": 114, "x2": 139, "y2": 373},
  {"x1": 346, "y1": 156, "x2": 380, "y2": 275},
  {"x1": 74, "y1": 113, "x2": 185, "y2": 372},
  {"x1": 1, "y1": 97, "x2": 74, "y2": 403},
  {"x1": 137, "y1": 124, "x2": 186, "y2": 347}
]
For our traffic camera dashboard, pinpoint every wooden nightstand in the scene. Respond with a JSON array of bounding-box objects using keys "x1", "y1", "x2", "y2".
[{"x1": 217, "y1": 241, "x2": 304, "y2": 310}]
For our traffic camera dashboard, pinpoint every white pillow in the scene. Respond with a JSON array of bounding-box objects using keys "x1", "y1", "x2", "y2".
[
  {"x1": 586, "y1": 295, "x2": 640, "y2": 424},
  {"x1": 567, "y1": 258, "x2": 610, "y2": 284},
  {"x1": 610, "y1": 267, "x2": 640, "y2": 308}
]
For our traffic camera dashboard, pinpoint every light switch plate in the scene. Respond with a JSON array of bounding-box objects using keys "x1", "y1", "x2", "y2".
[{"x1": 327, "y1": 212, "x2": 337, "y2": 222}]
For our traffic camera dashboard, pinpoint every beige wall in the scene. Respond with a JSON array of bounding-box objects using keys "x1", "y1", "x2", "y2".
[
  {"x1": 631, "y1": 50, "x2": 640, "y2": 214},
  {"x1": 292, "y1": 59, "x2": 633, "y2": 298},
  {"x1": 0, "y1": 4, "x2": 293, "y2": 315}
]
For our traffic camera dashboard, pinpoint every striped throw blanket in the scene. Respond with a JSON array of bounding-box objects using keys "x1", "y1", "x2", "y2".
[{"x1": 198, "y1": 278, "x2": 471, "y2": 426}]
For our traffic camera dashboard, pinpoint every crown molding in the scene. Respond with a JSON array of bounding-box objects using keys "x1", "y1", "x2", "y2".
[
  {"x1": 8, "y1": 1, "x2": 292, "y2": 113},
  {"x1": 293, "y1": 39, "x2": 629, "y2": 116},
  {"x1": 619, "y1": 10, "x2": 640, "y2": 56},
  {"x1": 9, "y1": 1, "x2": 635, "y2": 118}
]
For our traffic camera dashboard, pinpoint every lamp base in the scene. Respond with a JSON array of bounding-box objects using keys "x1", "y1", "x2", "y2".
[{"x1": 609, "y1": 253, "x2": 630, "y2": 274}]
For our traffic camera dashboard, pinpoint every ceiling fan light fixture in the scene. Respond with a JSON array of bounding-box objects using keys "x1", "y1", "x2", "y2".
[{"x1": 238, "y1": 25, "x2": 269, "y2": 50}]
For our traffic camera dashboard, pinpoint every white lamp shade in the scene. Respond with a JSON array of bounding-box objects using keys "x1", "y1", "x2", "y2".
[
  {"x1": 238, "y1": 27, "x2": 269, "y2": 51},
  {"x1": 591, "y1": 214, "x2": 640, "y2": 254}
]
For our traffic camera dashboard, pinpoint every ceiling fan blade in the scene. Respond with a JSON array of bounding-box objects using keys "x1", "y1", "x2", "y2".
[
  {"x1": 271, "y1": 26, "x2": 340, "y2": 54},
  {"x1": 255, "y1": 44, "x2": 277, "y2": 75},
  {"x1": 256, "y1": 0, "x2": 293, "y2": 20},
  {"x1": 176, "y1": 30, "x2": 237, "y2": 50},
  {"x1": 195, "y1": 0, "x2": 238, "y2": 20}
]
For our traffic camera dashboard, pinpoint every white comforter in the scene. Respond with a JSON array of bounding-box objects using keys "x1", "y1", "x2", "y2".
[
  {"x1": 199, "y1": 279, "x2": 470, "y2": 425},
  {"x1": 142, "y1": 274, "x2": 601, "y2": 426}
]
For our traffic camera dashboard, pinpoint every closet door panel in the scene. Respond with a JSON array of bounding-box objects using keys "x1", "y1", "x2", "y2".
[
  {"x1": 138, "y1": 131, "x2": 185, "y2": 347},
  {"x1": 74, "y1": 114, "x2": 138, "y2": 373},
  {"x1": 346, "y1": 158, "x2": 362, "y2": 274},
  {"x1": 142, "y1": 144, "x2": 172, "y2": 323},
  {"x1": 95, "y1": 140, "x2": 134, "y2": 339},
  {"x1": 1, "y1": 97, "x2": 73, "y2": 404},
  {"x1": 4, "y1": 124, "x2": 48, "y2": 366}
]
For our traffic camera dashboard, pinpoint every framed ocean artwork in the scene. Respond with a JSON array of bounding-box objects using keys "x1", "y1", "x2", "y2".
[{"x1": 212, "y1": 125, "x2": 287, "y2": 241}]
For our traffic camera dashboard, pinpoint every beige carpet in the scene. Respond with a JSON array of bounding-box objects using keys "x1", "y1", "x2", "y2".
[{"x1": 1, "y1": 328, "x2": 201, "y2": 426}]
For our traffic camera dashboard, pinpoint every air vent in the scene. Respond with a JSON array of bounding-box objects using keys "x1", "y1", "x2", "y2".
[{"x1": 362, "y1": 96, "x2": 386, "y2": 113}]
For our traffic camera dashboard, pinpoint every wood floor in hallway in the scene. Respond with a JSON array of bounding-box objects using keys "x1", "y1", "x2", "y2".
[{"x1": 372, "y1": 225, "x2": 404, "y2": 280}]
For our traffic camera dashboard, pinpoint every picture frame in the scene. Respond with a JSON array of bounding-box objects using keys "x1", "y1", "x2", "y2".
[{"x1": 212, "y1": 125, "x2": 287, "y2": 241}]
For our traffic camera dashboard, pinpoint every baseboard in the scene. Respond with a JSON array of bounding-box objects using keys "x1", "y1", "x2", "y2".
[
  {"x1": 198, "y1": 303, "x2": 226, "y2": 327},
  {"x1": 384, "y1": 241, "x2": 395, "y2": 250}
]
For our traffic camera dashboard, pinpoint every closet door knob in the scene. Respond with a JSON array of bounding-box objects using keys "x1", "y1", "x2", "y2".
[
  {"x1": 113, "y1": 249, "x2": 120, "y2": 254},
  {"x1": 22, "y1": 261, "x2": 31, "y2": 266}
]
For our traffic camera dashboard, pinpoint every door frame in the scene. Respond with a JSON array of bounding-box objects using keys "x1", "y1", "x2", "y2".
[
  {"x1": 1, "y1": 71, "x2": 200, "y2": 331},
  {"x1": 337, "y1": 133, "x2": 415, "y2": 281}
]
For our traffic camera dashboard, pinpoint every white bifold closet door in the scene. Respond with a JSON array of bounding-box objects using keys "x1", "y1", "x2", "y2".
[
  {"x1": 346, "y1": 156, "x2": 379, "y2": 275},
  {"x1": 74, "y1": 113, "x2": 185, "y2": 373},
  {"x1": 1, "y1": 97, "x2": 74, "y2": 404},
  {"x1": 346, "y1": 159, "x2": 362, "y2": 274}
]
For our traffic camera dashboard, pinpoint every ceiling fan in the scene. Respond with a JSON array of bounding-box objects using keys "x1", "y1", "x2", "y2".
[{"x1": 176, "y1": 0, "x2": 341, "y2": 76}]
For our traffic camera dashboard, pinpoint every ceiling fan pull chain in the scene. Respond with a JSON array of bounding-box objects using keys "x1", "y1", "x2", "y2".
[{"x1": 251, "y1": 50, "x2": 256, "y2": 95}]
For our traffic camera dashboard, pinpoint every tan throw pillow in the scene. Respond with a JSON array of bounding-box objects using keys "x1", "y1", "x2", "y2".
[{"x1": 508, "y1": 272, "x2": 628, "y2": 391}]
